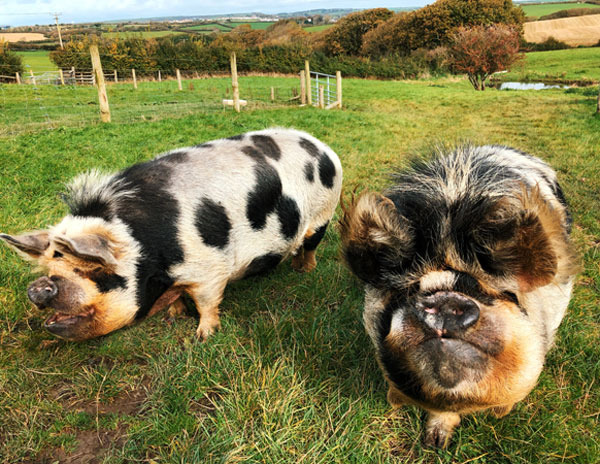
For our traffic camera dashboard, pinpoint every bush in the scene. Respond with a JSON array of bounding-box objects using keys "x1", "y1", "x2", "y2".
[
  {"x1": 0, "y1": 41, "x2": 24, "y2": 80},
  {"x1": 315, "y1": 8, "x2": 394, "y2": 56},
  {"x1": 520, "y1": 37, "x2": 571, "y2": 52},
  {"x1": 448, "y1": 24, "x2": 522, "y2": 90}
]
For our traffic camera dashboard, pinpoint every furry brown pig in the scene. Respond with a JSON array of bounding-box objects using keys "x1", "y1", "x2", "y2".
[
  {"x1": 339, "y1": 145, "x2": 577, "y2": 448},
  {"x1": 2, "y1": 128, "x2": 342, "y2": 341}
]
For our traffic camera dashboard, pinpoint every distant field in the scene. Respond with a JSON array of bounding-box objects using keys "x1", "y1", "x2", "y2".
[
  {"x1": 103, "y1": 30, "x2": 187, "y2": 38},
  {"x1": 227, "y1": 21, "x2": 276, "y2": 30},
  {"x1": 499, "y1": 47, "x2": 600, "y2": 82},
  {"x1": 304, "y1": 24, "x2": 334, "y2": 33},
  {"x1": 523, "y1": 13, "x2": 600, "y2": 45},
  {"x1": 0, "y1": 32, "x2": 47, "y2": 42},
  {"x1": 520, "y1": 1, "x2": 600, "y2": 18},
  {"x1": 15, "y1": 50, "x2": 57, "y2": 72},
  {"x1": 182, "y1": 23, "x2": 233, "y2": 32}
]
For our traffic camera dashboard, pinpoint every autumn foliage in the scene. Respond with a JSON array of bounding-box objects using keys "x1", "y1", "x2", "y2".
[
  {"x1": 361, "y1": 0, "x2": 524, "y2": 57},
  {"x1": 447, "y1": 24, "x2": 522, "y2": 90}
]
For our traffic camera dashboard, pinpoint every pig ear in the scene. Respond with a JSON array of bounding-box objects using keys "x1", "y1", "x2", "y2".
[
  {"x1": 339, "y1": 192, "x2": 413, "y2": 287},
  {"x1": 492, "y1": 188, "x2": 577, "y2": 293},
  {"x1": 0, "y1": 232, "x2": 50, "y2": 258},
  {"x1": 53, "y1": 234, "x2": 118, "y2": 267}
]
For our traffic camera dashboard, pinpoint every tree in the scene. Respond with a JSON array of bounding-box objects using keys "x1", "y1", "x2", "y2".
[
  {"x1": 447, "y1": 24, "x2": 522, "y2": 90},
  {"x1": 0, "y1": 40, "x2": 24, "y2": 79}
]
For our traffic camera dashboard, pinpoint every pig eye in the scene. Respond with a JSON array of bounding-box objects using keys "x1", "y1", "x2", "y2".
[
  {"x1": 502, "y1": 291, "x2": 519, "y2": 305},
  {"x1": 53, "y1": 251, "x2": 63, "y2": 258}
]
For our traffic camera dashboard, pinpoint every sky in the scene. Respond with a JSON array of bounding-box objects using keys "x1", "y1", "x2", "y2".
[{"x1": 1, "y1": 1, "x2": 430, "y2": 27}]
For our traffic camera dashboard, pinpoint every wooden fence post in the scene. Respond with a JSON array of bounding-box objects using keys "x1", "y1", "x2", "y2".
[
  {"x1": 132, "y1": 69, "x2": 137, "y2": 89},
  {"x1": 114, "y1": 70, "x2": 118, "y2": 83},
  {"x1": 176, "y1": 69, "x2": 182, "y2": 91},
  {"x1": 89, "y1": 45, "x2": 111, "y2": 123},
  {"x1": 230, "y1": 52, "x2": 240, "y2": 113},
  {"x1": 29, "y1": 70, "x2": 36, "y2": 86},
  {"x1": 319, "y1": 85, "x2": 324, "y2": 109},
  {"x1": 15, "y1": 72, "x2": 21, "y2": 84},
  {"x1": 300, "y1": 71, "x2": 306, "y2": 105},
  {"x1": 59, "y1": 69, "x2": 65, "y2": 85},
  {"x1": 271, "y1": 87, "x2": 275, "y2": 102},
  {"x1": 305, "y1": 60, "x2": 311, "y2": 105},
  {"x1": 336, "y1": 71, "x2": 342, "y2": 109},
  {"x1": 158, "y1": 70, "x2": 161, "y2": 82}
]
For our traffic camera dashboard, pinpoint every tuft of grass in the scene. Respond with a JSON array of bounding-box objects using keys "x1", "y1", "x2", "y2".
[{"x1": 0, "y1": 73, "x2": 599, "y2": 463}]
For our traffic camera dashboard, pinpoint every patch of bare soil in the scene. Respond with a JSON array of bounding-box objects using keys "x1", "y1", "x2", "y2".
[
  {"x1": 33, "y1": 427, "x2": 128, "y2": 464},
  {"x1": 32, "y1": 378, "x2": 150, "y2": 463}
]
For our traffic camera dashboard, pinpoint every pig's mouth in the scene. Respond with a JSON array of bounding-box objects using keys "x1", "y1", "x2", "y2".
[{"x1": 43, "y1": 307, "x2": 95, "y2": 338}]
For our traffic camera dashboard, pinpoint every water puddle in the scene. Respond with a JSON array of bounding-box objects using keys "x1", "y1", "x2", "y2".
[{"x1": 497, "y1": 82, "x2": 570, "y2": 90}]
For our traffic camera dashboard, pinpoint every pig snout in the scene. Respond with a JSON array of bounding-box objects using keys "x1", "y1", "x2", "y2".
[{"x1": 27, "y1": 276, "x2": 58, "y2": 308}]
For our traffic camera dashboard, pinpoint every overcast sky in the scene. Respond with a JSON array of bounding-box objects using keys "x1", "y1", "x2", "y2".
[{"x1": 2, "y1": 1, "x2": 430, "y2": 27}]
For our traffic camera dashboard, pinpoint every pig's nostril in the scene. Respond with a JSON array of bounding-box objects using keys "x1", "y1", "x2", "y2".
[{"x1": 27, "y1": 277, "x2": 58, "y2": 306}]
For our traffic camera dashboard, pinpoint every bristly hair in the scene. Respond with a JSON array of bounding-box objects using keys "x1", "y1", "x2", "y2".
[{"x1": 61, "y1": 170, "x2": 138, "y2": 220}]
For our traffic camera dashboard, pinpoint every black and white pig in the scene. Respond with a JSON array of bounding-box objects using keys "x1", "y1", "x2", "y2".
[
  {"x1": 339, "y1": 145, "x2": 578, "y2": 448},
  {"x1": 1, "y1": 128, "x2": 343, "y2": 341}
]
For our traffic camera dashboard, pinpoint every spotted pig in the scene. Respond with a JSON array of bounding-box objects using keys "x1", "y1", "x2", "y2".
[
  {"x1": 339, "y1": 145, "x2": 578, "y2": 448},
  {"x1": 1, "y1": 128, "x2": 343, "y2": 341}
]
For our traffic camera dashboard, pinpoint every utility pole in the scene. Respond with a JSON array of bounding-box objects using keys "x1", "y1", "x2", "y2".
[{"x1": 53, "y1": 13, "x2": 64, "y2": 49}]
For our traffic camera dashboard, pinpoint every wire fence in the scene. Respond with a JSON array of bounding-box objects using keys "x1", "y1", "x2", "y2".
[{"x1": 0, "y1": 64, "x2": 305, "y2": 137}]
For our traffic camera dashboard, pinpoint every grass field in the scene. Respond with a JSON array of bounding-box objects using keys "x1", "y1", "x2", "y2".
[
  {"x1": 499, "y1": 47, "x2": 600, "y2": 83},
  {"x1": 181, "y1": 23, "x2": 234, "y2": 33},
  {"x1": 0, "y1": 75, "x2": 599, "y2": 463},
  {"x1": 15, "y1": 50, "x2": 57, "y2": 72},
  {"x1": 304, "y1": 24, "x2": 335, "y2": 33},
  {"x1": 520, "y1": 1, "x2": 600, "y2": 18},
  {"x1": 227, "y1": 21, "x2": 276, "y2": 30},
  {"x1": 102, "y1": 30, "x2": 187, "y2": 39}
]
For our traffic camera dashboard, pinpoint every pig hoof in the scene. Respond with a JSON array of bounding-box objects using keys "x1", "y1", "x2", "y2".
[
  {"x1": 195, "y1": 321, "x2": 220, "y2": 341},
  {"x1": 423, "y1": 426, "x2": 451, "y2": 449}
]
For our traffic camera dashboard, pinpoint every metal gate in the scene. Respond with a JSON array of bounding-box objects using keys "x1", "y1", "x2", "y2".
[{"x1": 310, "y1": 71, "x2": 337, "y2": 107}]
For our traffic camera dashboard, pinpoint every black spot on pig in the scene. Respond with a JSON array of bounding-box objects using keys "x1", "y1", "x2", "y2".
[
  {"x1": 227, "y1": 134, "x2": 244, "y2": 141},
  {"x1": 113, "y1": 159, "x2": 184, "y2": 319},
  {"x1": 318, "y1": 153, "x2": 336, "y2": 189},
  {"x1": 299, "y1": 138, "x2": 320, "y2": 158},
  {"x1": 159, "y1": 150, "x2": 189, "y2": 164},
  {"x1": 243, "y1": 253, "x2": 283, "y2": 278},
  {"x1": 252, "y1": 135, "x2": 281, "y2": 161},
  {"x1": 193, "y1": 143, "x2": 213, "y2": 149},
  {"x1": 196, "y1": 198, "x2": 232, "y2": 249},
  {"x1": 303, "y1": 222, "x2": 329, "y2": 251},
  {"x1": 304, "y1": 162, "x2": 314, "y2": 183},
  {"x1": 243, "y1": 146, "x2": 282, "y2": 231},
  {"x1": 88, "y1": 270, "x2": 127, "y2": 293},
  {"x1": 276, "y1": 195, "x2": 301, "y2": 240}
]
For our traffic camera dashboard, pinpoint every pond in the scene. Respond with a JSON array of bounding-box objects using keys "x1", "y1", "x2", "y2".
[{"x1": 496, "y1": 82, "x2": 570, "y2": 90}]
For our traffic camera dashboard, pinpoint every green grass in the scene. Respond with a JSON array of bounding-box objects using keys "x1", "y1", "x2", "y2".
[
  {"x1": 0, "y1": 74, "x2": 599, "y2": 463},
  {"x1": 181, "y1": 23, "x2": 234, "y2": 32},
  {"x1": 304, "y1": 24, "x2": 335, "y2": 33},
  {"x1": 102, "y1": 30, "x2": 187, "y2": 38},
  {"x1": 520, "y1": 1, "x2": 600, "y2": 18},
  {"x1": 227, "y1": 21, "x2": 276, "y2": 30},
  {"x1": 15, "y1": 50, "x2": 57, "y2": 72},
  {"x1": 499, "y1": 47, "x2": 600, "y2": 83}
]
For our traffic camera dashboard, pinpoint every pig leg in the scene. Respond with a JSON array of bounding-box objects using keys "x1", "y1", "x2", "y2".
[
  {"x1": 166, "y1": 298, "x2": 187, "y2": 321},
  {"x1": 187, "y1": 284, "x2": 226, "y2": 341},
  {"x1": 291, "y1": 221, "x2": 329, "y2": 273},
  {"x1": 423, "y1": 411, "x2": 461, "y2": 449}
]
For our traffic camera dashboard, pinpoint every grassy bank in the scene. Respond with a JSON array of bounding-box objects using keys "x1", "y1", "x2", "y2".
[
  {"x1": 0, "y1": 76, "x2": 599, "y2": 463},
  {"x1": 500, "y1": 47, "x2": 600, "y2": 84}
]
